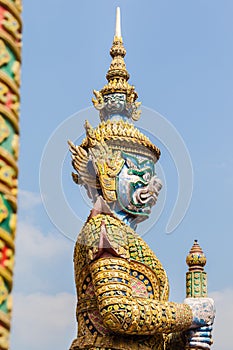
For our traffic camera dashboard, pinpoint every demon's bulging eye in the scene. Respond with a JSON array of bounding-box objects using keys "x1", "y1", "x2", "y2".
[
  {"x1": 142, "y1": 172, "x2": 151, "y2": 182},
  {"x1": 127, "y1": 168, "x2": 153, "y2": 182}
]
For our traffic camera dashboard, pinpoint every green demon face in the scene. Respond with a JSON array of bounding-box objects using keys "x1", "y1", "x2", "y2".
[
  {"x1": 116, "y1": 152, "x2": 162, "y2": 219},
  {"x1": 103, "y1": 93, "x2": 126, "y2": 115}
]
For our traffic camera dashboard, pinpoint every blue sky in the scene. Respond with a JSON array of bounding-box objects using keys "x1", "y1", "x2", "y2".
[{"x1": 11, "y1": 1, "x2": 233, "y2": 349}]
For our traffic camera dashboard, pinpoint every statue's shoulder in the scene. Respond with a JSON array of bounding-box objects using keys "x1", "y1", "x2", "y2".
[
  {"x1": 127, "y1": 229, "x2": 164, "y2": 270},
  {"x1": 74, "y1": 212, "x2": 169, "y2": 300},
  {"x1": 74, "y1": 213, "x2": 130, "y2": 265}
]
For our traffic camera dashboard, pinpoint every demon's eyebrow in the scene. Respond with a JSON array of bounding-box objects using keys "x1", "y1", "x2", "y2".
[
  {"x1": 128, "y1": 167, "x2": 153, "y2": 177},
  {"x1": 122, "y1": 152, "x2": 153, "y2": 169}
]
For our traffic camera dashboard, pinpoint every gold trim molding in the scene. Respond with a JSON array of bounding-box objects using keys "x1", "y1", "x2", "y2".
[
  {"x1": 0, "y1": 105, "x2": 19, "y2": 133},
  {"x1": 0, "y1": 30, "x2": 21, "y2": 61},
  {"x1": 0, "y1": 267, "x2": 12, "y2": 288},
  {"x1": 0, "y1": 71, "x2": 20, "y2": 96},
  {"x1": 0, "y1": 0, "x2": 22, "y2": 25},
  {"x1": 0, "y1": 310, "x2": 10, "y2": 329},
  {"x1": 0, "y1": 183, "x2": 13, "y2": 197},
  {"x1": 0, "y1": 147, "x2": 18, "y2": 172},
  {"x1": 0, "y1": 227, "x2": 15, "y2": 250}
]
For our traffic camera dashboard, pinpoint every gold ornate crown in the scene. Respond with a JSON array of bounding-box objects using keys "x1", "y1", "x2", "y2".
[
  {"x1": 69, "y1": 8, "x2": 161, "y2": 202},
  {"x1": 82, "y1": 120, "x2": 160, "y2": 160}
]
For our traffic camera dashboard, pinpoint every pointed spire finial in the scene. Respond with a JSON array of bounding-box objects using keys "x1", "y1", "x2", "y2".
[
  {"x1": 92, "y1": 7, "x2": 141, "y2": 122},
  {"x1": 115, "y1": 7, "x2": 122, "y2": 38}
]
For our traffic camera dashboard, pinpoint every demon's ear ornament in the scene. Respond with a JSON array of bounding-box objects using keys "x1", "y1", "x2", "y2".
[
  {"x1": 68, "y1": 139, "x2": 101, "y2": 189},
  {"x1": 125, "y1": 90, "x2": 142, "y2": 121},
  {"x1": 92, "y1": 90, "x2": 105, "y2": 111},
  {"x1": 85, "y1": 121, "x2": 125, "y2": 202}
]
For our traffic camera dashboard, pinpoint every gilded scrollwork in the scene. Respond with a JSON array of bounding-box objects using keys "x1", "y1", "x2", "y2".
[
  {"x1": 14, "y1": 0, "x2": 22, "y2": 13},
  {"x1": 0, "y1": 0, "x2": 21, "y2": 348},
  {"x1": 0, "y1": 41, "x2": 10, "y2": 67},
  {"x1": 2, "y1": 11, "x2": 21, "y2": 40}
]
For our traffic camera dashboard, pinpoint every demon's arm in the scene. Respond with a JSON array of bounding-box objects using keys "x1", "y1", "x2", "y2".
[{"x1": 89, "y1": 257, "x2": 193, "y2": 335}]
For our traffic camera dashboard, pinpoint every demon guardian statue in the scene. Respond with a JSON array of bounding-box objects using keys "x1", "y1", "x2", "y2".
[{"x1": 69, "y1": 8, "x2": 215, "y2": 350}]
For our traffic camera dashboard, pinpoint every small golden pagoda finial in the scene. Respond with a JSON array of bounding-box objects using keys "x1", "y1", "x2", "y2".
[
  {"x1": 92, "y1": 7, "x2": 141, "y2": 121},
  {"x1": 186, "y1": 240, "x2": 207, "y2": 298}
]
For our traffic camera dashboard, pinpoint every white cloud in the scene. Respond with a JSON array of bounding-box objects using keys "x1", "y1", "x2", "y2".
[
  {"x1": 11, "y1": 292, "x2": 76, "y2": 350},
  {"x1": 14, "y1": 220, "x2": 74, "y2": 294},
  {"x1": 210, "y1": 288, "x2": 233, "y2": 350},
  {"x1": 10, "y1": 204, "x2": 77, "y2": 350},
  {"x1": 18, "y1": 190, "x2": 42, "y2": 211},
  {"x1": 16, "y1": 220, "x2": 71, "y2": 259}
]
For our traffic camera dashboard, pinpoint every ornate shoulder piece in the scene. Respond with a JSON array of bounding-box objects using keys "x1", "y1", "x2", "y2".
[{"x1": 77, "y1": 207, "x2": 130, "y2": 264}]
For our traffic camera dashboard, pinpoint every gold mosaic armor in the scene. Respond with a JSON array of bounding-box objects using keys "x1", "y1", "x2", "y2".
[{"x1": 70, "y1": 214, "x2": 192, "y2": 350}]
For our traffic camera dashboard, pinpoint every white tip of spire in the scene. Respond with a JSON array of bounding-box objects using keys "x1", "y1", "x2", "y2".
[{"x1": 115, "y1": 7, "x2": 122, "y2": 37}]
